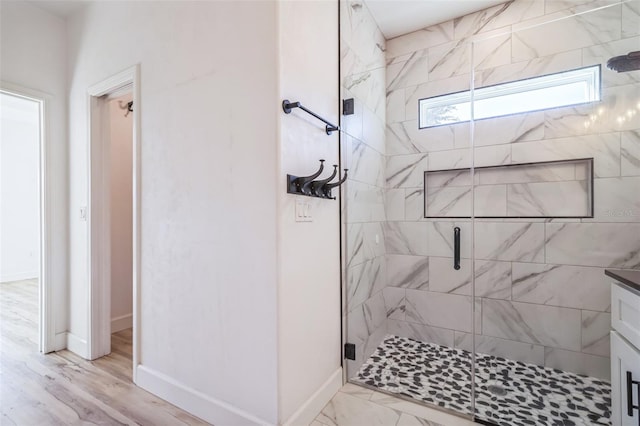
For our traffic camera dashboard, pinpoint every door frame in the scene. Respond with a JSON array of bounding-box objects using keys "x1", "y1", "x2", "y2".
[
  {"x1": 86, "y1": 65, "x2": 141, "y2": 382},
  {"x1": 0, "y1": 81, "x2": 54, "y2": 353}
]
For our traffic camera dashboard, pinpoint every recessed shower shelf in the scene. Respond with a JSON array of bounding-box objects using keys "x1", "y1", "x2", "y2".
[{"x1": 423, "y1": 158, "x2": 594, "y2": 219}]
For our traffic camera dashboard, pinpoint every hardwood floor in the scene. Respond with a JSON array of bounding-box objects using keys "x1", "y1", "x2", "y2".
[{"x1": 0, "y1": 279, "x2": 209, "y2": 425}]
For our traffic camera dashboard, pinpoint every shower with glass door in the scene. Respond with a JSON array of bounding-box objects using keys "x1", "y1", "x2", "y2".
[{"x1": 341, "y1": 0, "x2": 640, "y2": 424}]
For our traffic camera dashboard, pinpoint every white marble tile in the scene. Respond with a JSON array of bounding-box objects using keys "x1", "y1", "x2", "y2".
[
  {"x1": 340, "y1": 0, "x2": 386, "y2": 73},
  {"x1": 473, "y1": 112, "x2": 544, "y2": 147},
  {"x1": 386, "y1": 21, "x2": 455, "y2": 59},
  {"x1": 472, "y1": 32, "x2": 511, "y2": 71},
  {"x1": 426, "y1": 221, "x2": 472, "y2": 259},
  {"x1": 622, "y1": 130, "x2": 640, "y2": 177},
  {"x1": 362, "y1": 104, "x2": 386, "y2": 154},
  {"x1": 365, "y1": 221, "x2": 386, "y2": 254},
  {"x1": 385, "y1": 189, "x2": 405, "y2": 221},
  {"x1": 340, "y1": 382, "x2": 374, "y2": 401},
  {"x1": 474, "y1": 260, "x2": 512, "y2": 299},
  {"x1": 428, "y1": 148, "x2": 471, "y2": 171},
  {"x1": 386, "y1": 153, "x2": 429, "y2": 188},
  {"x1": 384, "y1": 222, "x2": 428, "y2": 256},
  {"x1": 581, "y1": 310, "x2": 611, "y2": 357},
  {"x1": 474, "y1": 145, "x2": 511, "y2": 167},
  {"x1": 583, "y1": 36, "x2": 640, "y2": 88},
  {"x1": 383, "y1": 287, "x2": 406, "y2": 320},
  {"x1": 546, "y1": 84, "x2": 640, "y2": 138},
  {"x1": 349, "y1": 139, "x2": 385, "y2": 187},
  {"x1": 507, "y1": 180, "x2": 590, "y2": 217},
  {"x1": 454, "y1": 0, "x2": 544, "y2": 40},
  {"x1": 591, "y1": 177, "x2": 640, "y2": 222},
  {"x1": 622, "y1": 0, "x2": 640, "y2": 37},
  {"x1": 478, "y1": 161, "x2": 577, "y2": 185},
  {"x1": 347, "y1": 257, "x2": 385, "y2": 312},
  {"x1": 310, "y1": 420, "x2": 326, "y2": 426},
  {"x1": 543, "y1": 347, "x2": 610, "y2": 380},
  {"x1": 345, "y1": 180, "x2": 385, "y2": 223},
  {"x1": 474, "y1": 184, "x2": 507, "y2": 217},
  {"x1": 343, "y1": 67, "x2": 386, "y2": 121},
  {"x1": 512, "y1": 263, "x2": 611, "y2": 311},
  {"x1": 544, "y1": 0, "x2": 618, "y2": 15},
  {"x1": 425, "y1": 186, "x2": 472, "y2": 217},
  {"x1": 512, "y1": 5, "x2": 621, "y2": 62},
  {"x1": 317, "y1": 391, "x2": 401, "y2": 426},
  {"x1": 386, "y1": 319, "x2": 455, "y2": 347},
  {"x1": 386, "y1": 122, "x2": 421, "y2": 156},
  {"x1": 370, "y1": 391, "x2": 475, "y2": 425},
  {"x1": 478, "y1": 49, "x2": 583, "y2": 87},
  {"x1": 545, "y1": 223, "x2": 640, "y2": 268},
  {"x1": 396, "y1": 412, "x2": 445, "y2": 426},
  {"x1": 482, "y1": 299, "x2": 582, "y2": 351},
  {"x1": 347, "y1": 298, "x2": 387, "y2": 373},
  {"x1": 425, "y1": 169, "x2": 474, "y2": 188},
  {"x1": 405, "y1": 188, "x2": 425, "y2": 221},
  {"x1": 511, "y1": 133, "x2": 621, "y2": 178},
  {"x1": 406, "y1": 120, "x2": 457, "y2": 153},
  {"x1": 454, "y1": 332, "x2": 545, "y2": 366},
  {"x1": 428, "y1": 39, "x2": 471, "y2": 82},
  {"x1": 386, "y1": 49, "x2": 430, "y2": 92},
  {"x1": 346, "y1": 223, "x2": 364, "y2": 267},
  {"x1": 474, "y1": 222, "x2": 545, "y2": 262},
  {"x1": 428, "y1": 256, "x2": 471, "y2": 295},
  {"x1": 386, "y1": 89, "x2": 406, "y2": 124},
  {"x1": 386, "y1": 254, "x2": 429, "y2": 290},
  {"x1": 405, "y1": 290, "x2": 473, "y2": 333}
]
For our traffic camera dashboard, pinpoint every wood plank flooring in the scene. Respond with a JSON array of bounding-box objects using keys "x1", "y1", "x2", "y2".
[{"x1": 0, "y1": 279, "x2": 210, "y2": 425}]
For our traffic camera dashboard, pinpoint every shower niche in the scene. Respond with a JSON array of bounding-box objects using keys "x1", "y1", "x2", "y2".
[{"x1": 341, "y1": 0, "x2": 640, "y2": 425}]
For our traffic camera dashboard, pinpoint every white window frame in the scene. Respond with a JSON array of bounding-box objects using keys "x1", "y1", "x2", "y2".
[{"x1": 419, "y1": 65, "x2": 601, "y2": 129}]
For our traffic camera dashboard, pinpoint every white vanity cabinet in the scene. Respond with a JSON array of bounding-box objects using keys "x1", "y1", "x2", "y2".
[{"x1": 611, "y1": 282, "x2": 640, "y2": 426}]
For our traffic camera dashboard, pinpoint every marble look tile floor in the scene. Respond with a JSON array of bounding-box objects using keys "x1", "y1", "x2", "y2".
[
  {"x1": 315, "y1": 383, "x2": 476, "y2": 426},
  {"x1": 351, "y1": 335, "x2": 611, "y2": 426}
]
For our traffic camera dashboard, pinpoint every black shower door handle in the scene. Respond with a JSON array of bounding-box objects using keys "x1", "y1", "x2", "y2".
[
  {"x1": 626, "y1": 371, "x2": 640, "y2": 424},
  {"x1": 453, "y1": 227, "x2": 460, "y2": 270}
]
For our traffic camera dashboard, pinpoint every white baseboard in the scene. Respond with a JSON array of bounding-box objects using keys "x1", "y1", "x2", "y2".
[
  {"x1": 282, "y1": 367, "x2": 343, "y2": 426},
  {"x1": 136, "y1": 364, "x2": 274, "y2": 426},
  {"x1": 0, "y1": 271, "x2": 38, "y2": 283},
  {"x1": 66, "y1": 332, "x2": 88, "y2": 358},
  {"x1": 53, "y1": 332, "x2": 67, "y2": 352},
  {"x1": 111, "y1": 313, "x2": 133, "y2": 333}
]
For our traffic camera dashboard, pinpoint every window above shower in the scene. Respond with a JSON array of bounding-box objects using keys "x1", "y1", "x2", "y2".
[{"x1": 418, "y1": 65, "x2": 601, "y2": 128}]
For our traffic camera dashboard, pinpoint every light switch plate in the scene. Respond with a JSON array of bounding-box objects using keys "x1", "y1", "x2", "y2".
[{"x1": 295, "y1": 200, "x2": 312, "y2": 222}]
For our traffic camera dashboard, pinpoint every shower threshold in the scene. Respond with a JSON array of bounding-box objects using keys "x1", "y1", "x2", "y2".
[{"x1": 352, "y1": 335, "x2": 611, "y2": 426}]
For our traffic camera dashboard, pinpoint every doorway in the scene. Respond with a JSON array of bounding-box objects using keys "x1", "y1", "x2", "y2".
[
  {"x1": 0, "y1": 88, "x2": 47, "y2": 354},
  {"x1": 86, "y1": 66, "x2": 140, "y2": 384}
]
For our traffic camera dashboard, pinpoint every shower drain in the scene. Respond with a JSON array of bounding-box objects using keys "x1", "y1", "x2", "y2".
[{"x1": 487, "y1": 384, "x2": 507, "y2": 396}]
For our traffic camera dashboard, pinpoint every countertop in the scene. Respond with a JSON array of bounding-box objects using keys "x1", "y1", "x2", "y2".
[{"x1": 605, "y1": 269, "x2": 640, "y2": 293}]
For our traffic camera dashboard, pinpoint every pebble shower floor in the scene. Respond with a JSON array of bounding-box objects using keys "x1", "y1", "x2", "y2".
[{"x1": 353, "y1": 335, "x2": 611, "y2": 426}]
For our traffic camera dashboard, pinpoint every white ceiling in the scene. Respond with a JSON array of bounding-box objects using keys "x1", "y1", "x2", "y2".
[
  {"x1": 27, "y1": 0, "x2": 508, "y2": 37},
  {"x1": 364, "y1": 0, "x2": 509, "y2": 39},
  {"x1": 28, "y1": 0, "x2": 88, "y2": 18}
]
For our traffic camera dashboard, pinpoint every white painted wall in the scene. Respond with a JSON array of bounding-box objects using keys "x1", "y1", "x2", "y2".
[
  {"x1": 0, "y1": 93, "x2": 40, "y2": 282},
  {"x1": 0, "y1": 0, "x2": 68, "y2": 349},
  {"x1": 67, "y1": 2, "x2": 279, "y2": 423},
  {"x1": 276, "y1": 0, "x2": 342, "y2": 424},
  {"x1": 109, "y1": 95, "x2": 133, "y2": 332}
]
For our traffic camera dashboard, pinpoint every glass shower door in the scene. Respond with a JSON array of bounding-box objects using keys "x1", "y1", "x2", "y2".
[
  {"x1": 340, "y1": 0, "x2": 477, "y2": 417},
  {"x1": 471, "y1": 2, "x2": 639, "y2": 424}
]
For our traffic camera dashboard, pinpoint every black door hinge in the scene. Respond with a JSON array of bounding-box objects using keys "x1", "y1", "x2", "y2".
[{"x1": 344, "y1": 343, "x2": 356, "y2": 360}]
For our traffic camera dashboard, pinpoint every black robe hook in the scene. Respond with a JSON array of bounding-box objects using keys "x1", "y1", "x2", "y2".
[
  {"x1": 290, "y1": 160, "x2": 324, "y2": 195},
  {"x1": 321, "y1": 169, "x2": 348, "y2": 199}
]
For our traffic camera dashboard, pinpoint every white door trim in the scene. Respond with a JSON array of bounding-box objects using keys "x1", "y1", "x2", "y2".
[
  {"x1": 86, "y1": 65, "x2": 141, "y2": 383},
  {"x1": 0, "y1": 81, "x2": 54, "y2": 354}
]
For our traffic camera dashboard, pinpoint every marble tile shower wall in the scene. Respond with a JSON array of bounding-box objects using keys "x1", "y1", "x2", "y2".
[
  {"x1": 383, "y1": 0, "x2": 640, "y2": 381},
  {"x1": 340, "y1": 0, "x2": 389, "y2": 376}
]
